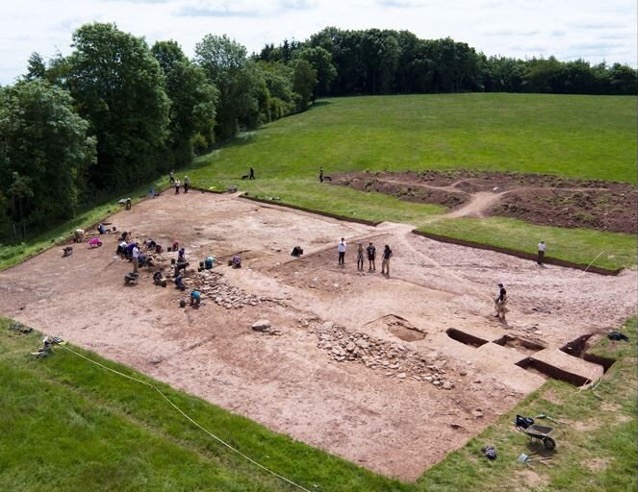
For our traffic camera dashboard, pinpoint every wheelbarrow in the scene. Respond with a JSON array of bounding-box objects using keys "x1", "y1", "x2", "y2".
[{"x1": 518, "y1": 424, "x2": 556, "y2": 450}]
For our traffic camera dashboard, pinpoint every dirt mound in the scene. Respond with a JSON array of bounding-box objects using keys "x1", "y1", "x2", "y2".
[{"x1": 331, "y1": 170, "x2": 637, "y2": 233}]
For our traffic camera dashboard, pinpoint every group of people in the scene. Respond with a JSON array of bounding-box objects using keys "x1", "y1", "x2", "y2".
[
  {"x1": 337, "y1": 239, "x2": 393, "y2": 275},
  {"x1": 334, "y1": 235, "x2": 548, "y2": 323},
  {"x1": 169, "y1": 170, "x2": 191, "y2": 194},
  {"x1": 116, "y1": 232, "x2": 159, "y2": 272}
]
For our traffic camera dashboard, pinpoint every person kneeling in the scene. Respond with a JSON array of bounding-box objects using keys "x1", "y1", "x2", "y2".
[
  {"x1": 174, "y1": 274, "x2": 186, "y2": 291},
  {"x1": 228, "y1": 255, "x2": 242, "y2": 268},
  {"x1": 190, "y1": 290, "x2": 201, "y2": 308}
]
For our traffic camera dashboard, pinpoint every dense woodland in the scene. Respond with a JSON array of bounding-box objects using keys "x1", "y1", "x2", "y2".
[{"x1": 0, "y1": 23, "x2": 636, "y2": 243}]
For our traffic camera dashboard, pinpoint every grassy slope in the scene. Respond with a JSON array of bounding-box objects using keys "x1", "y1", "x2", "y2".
[
  {"x1": 0, "y1": 320, "x2": 408, "y2": 492},
  {"x1": 188, "y1": 94, "x2": 636, "y2": 270}
]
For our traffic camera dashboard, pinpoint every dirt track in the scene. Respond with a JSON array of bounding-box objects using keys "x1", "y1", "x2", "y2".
[{"x1": 0, "y1": 191, "x2": 635, "y2": 480}]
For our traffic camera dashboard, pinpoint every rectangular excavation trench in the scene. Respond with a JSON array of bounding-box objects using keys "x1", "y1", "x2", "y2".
[
  {"x1": 559, "y1": 334, "x2": 616, "y2": 373},
  {"x1": 446, "y1": 328, "x2": 488, "y2": 348},
  {"x1": 515, "y1": 357, "x2": 592, "y2": 386},
  {"x1": 492, "y1": 334, "x2": 545, "y2": 356}
]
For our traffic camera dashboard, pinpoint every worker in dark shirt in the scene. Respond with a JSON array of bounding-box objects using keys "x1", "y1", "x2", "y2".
[{"x1": 495, "y1": 283, "x2": 507, "y2": 320}]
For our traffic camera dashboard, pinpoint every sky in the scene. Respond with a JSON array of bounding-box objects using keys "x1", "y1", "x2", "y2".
[{"x1": 1, "y1": 0, "x2": 636, "y2": 86}]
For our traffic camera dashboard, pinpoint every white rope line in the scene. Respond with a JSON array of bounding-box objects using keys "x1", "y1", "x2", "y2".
[
  {"x1": 577, "y1": 250, "x2": 605, "y2": 277},
  {"x1": 58, "y1": 344, "x2": 312, "y2": 492}
]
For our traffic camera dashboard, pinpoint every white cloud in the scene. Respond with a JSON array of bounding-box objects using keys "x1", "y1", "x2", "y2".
[{"x1": 0, "y1": 0, "x2": 635, "y2": 85}]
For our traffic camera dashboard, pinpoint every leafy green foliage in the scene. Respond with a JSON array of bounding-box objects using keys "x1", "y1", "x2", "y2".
[
  {"x1": 151, "y1": 40, "x2": 218, "y2": 168},
  {"x1": 0, "y1": 79, "x2": 95, "y2": 240},
  {"x1": 292, "y1": 59, "x2": 317, "y2": 111},
  {"x1": 195, "y1": 34, "x2": 265, "y2": 142},
  {"x1": 65, "y1": 22, "x2": 170, "y2": 191}
]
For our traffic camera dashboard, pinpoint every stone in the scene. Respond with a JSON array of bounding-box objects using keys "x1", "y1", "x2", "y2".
[
  {"x1": 442, "y1": 381, "x2": 454, "y2": 390},
  {"x1": 251, "y1": 319, "x2": 271, "y2": 332}
]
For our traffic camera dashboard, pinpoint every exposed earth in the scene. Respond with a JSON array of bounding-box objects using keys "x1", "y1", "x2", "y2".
[
  {"x1": 0, "y1": 187, "x2": 636, "y2": 481},
  {"x1": 331, "y1": 170, "x2": 638, "y2": 233}
]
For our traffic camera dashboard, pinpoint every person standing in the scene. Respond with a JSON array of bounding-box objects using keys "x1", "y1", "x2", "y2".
[
  {"x1": 169, "y1": 170, "x2": 175, "y2": 184},
  {"x1": 319, "y1": 167, "x2": 324, "y2": 183},
  {"x1": 366, "y1": 242, "x2": 376, "y2": 271},
  {"x1": 174, "y1": 179, "x2": 181, "y2": 194},
  {"x1": 537, "y1": 240, "x2": 546, "y2": 265},
  {"x1": 381, "y1": 245, "x2": 393, "y2": 275},
  {"x1": 337, "y1": 238, "x2": 346, "y2": 266},
  {"x1": 132, "y1": 243, "x2": 140, "y2": 273},
  {"x1": 356, "y1": 244, "x2": 364, "y2": 271},
  {"x1": 249, "y1": 167, "x2": 255, "y2": 180},
  {"x1": 183, "y1": 176, "x2": 191, "y2": 193},
  {"x1": 494, "y1": 283, "x2": 507, "y2": 320}
]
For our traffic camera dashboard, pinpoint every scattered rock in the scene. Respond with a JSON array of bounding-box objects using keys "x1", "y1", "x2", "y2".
[
  {"x1": 306, "y1": 319, "x2": 467, "y2": 389},
  {"x1": 251, "y1": 319, "x2": 271, "y2": 332}
]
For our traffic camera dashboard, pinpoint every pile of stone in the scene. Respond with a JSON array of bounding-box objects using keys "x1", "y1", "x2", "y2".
[
  {"x1": 190, "y1": 270, "x2": 282, "y2": 310},
  {"x1": 309, "y1": 320, "x2": 457, "y2": 390}
]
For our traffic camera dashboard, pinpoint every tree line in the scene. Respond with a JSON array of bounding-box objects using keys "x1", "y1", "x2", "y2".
[
  {"x1": 259, "y1": 27, "x2": 637, "y2": 97},
  {"x1": 0, "y1": 23, "x2": 636, "y2": 243}
]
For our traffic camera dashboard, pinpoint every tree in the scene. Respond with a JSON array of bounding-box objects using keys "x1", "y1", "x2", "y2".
[
  {"x1": 258, "y1": 61, "x2": 296, "y2": 120},
  {"x1": 0, "y1": 80, "x2": 95, "y2": 240},
  {"x1": 151, "y1": 40, "x2": 217, "y2": 168},
  {"x1": 608, "y1": 63, "x2": 638, "y2": 95},
  {"x1": 65, "y1": 22, "x2": 169, "y2": 191},
  {"x1": 23, "y1": 53, "x2": 47, "y2": 81},
  {"x1": 424, "y1": 38, "x2": 481, "y2": 92},
  {"x1": 195, "y1": 34, "x2": 265, "y2": 141},
  {"x1": 292, "y1": 59, "x2": 317, "y2": 111},
  {"x1": 296, "y1": 46, "x2": 336, "y2": 99},
  {"x1": 522, "y1": 56, "x2": 564, "y2": 93}
]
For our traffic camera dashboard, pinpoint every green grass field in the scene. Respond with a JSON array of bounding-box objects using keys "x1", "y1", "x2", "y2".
[{"x1": 1, "y1": 93, "x2": 636, "y2": 490}]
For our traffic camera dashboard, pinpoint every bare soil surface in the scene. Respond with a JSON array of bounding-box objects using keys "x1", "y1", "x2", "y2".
[
  {"x1": 0, "y1": 191, "x2": 636, "y2": 481},
  {"x1": 331, "y1": 170, "x2": 638, "y2": 233}
]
